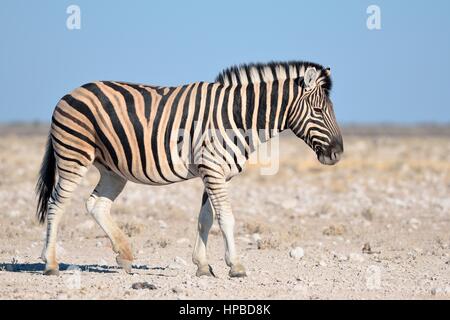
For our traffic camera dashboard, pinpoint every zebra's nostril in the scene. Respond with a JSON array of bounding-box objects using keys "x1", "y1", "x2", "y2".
[
  {"x1": 328, "y1": 149, "x2": 341, "y2": 162},
  {"x1": 334, "y1": 152, "x2": 340, "y2": 161}
]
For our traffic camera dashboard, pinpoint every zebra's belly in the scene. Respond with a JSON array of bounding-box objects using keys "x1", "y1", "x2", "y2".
[{"x1": 94, "y1": 149, "x2": 199, "y2": 186}]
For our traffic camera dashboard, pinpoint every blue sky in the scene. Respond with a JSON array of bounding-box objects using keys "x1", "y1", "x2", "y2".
[{"x1": 0, "y1": 0, "x2": 449, "y2": 123}]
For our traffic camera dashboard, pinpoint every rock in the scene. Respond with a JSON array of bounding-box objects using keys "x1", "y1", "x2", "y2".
[
  {"x1": 331, "y1": 251, "x2": 347, "y2": 261},
  {"x1": 131, "y1": 282, "x2": 157, "y2": 290},
  {"x1": 157, "y1": 239, "x2": 169, "y2": 248},
  {"x1": 8, "y1": 210, "x2": 21, "y2": 218},
  {"x1": 176, "y1": 238, "x2": 189, "y2": 244},
  {"x1": 337, "y1": 254, "x2": 348, "y2": 262},
  {"x1": 159, "y1": 220, "x2": 168, "y2": 229},
  {"x1": 349, "y1": 253, "x2": 364, "y2": 262},
  {"x1": 319, "y1": 260, "x2": 327, "y2": 267},
  {"x1": 282, "y1": 199, "x2": 297, "y2": 210},
  {"x1": 257, "y1": 237, "x2": 280, "y2": 250},
  {"x1": 323, "y1": 224, "x2": 346, "y2": 236},
  {"x1": 174, "y1": 256, "x2": 187, "y2": 266},
  {"x1": 121, "y1": 222, "x2": 144, "y2": 237},
  {"x1": 252, "y1": 233, "x2": 261, "y2": 242},
  {"x1": 237, "y1": 236, "x2": 252, "y2": 243},
  {"x1": 361, "y1": 208, "x2": 373, "y2": 221},
  {"x1": 289, "y1": 247, "x2": 304, "y2": 259},
  {"x1": 172, "y1": 286, "x2": 183, "y2": 294},
  {"x1": 362, "y1": 242, "x2": 378, "y2": 254},
  {"x1": 197, "y1": 278, "x2": 210, "y2": 290},
  {"x1": 409, "y1": 218, "x2": 421, "y2": 229}
]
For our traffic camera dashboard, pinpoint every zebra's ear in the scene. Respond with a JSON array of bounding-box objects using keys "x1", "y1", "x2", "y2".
[
  {"x1": 304, "y1": 67, "x2": 319, "y2": 90},
  {"x1": 325, "y1": 67, "x2": 331, "y2": 77}
]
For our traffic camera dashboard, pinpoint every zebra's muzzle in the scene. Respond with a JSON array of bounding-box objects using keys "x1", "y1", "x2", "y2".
[
  {"x1": 317, "y1": 152, "x2": 340, "y2": 165},
  {"x1": 316, "y1": 142, "x2": 343, "y2": 166}
]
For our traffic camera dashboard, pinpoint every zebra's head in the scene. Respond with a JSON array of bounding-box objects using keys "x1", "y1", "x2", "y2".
[{"x1": 289, "y1": 66, "x2": 343, "y2": 165}]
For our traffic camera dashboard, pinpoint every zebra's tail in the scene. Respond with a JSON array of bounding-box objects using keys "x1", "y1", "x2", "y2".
[{"x1": 36, "y1": 134, "x2": 56, "y2": 224}]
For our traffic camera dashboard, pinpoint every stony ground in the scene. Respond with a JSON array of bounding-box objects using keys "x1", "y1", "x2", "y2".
[{"x1": 0, "y1": 124, "x2": 449, "y2": 299}]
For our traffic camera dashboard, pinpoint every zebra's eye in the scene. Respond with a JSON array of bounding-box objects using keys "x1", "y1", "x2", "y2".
[{"x1": 313, "y1": 107, "x2": 322, "y2": 113}]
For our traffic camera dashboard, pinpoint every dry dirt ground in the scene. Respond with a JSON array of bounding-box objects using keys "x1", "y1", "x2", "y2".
[{"x1": 0, "y1": 124, "x2": 449, "y2": 300}]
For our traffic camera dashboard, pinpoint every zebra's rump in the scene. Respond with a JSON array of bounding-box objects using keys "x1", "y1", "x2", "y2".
[{"x1": 51, "y1": 81, "x2": 210, "y2": 185}]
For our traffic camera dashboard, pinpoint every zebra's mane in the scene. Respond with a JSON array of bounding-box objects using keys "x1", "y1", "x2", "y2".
[{"x1": 215, "y1": 60, "x2": 332, "y2": 92}]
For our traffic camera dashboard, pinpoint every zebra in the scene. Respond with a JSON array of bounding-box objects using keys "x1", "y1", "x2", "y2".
[{"x1": 36, "y1": 61, "x2": 343, "y2": 277}]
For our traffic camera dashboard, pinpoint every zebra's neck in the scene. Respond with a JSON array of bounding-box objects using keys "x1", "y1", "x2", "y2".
[
  {"x1": 221, "y1": 79, "x2": 296, "y2": 151},
  {"x1": 209, "y1": 79, "x2": 297, "y2": 162}
]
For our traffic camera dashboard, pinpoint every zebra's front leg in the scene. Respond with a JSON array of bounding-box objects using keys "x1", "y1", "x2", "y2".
[
  {"x1": 202, "y1": 176, "x2": 247, "y2": 278},
  {"x1": 192, "y1": 191, "x2": 215, "y2": 277}
]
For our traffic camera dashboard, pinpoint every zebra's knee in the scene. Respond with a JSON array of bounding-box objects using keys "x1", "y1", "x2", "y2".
[
  {"x1": 86, "y1": 194, "x2": 98, "y2": 215},
  {"x1": 89, "y1": 197, "x2": 113, "y2": 219}
]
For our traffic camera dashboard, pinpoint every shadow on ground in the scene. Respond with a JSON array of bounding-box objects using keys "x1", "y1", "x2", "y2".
[{"x1": 0, "y1": 262, "x2": 159, "y2": 274}]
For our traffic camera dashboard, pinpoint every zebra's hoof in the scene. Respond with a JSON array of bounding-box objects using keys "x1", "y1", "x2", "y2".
[
  {"x1": 116, "y1": 256, "x2": 133, "y2": 273},
  {"x1": 196, "y1": 264, "x2": 215, "y2": 277},
  {"x1": 43, "y1": 268, "x2": 60, "y2": 276},
  {"x1": 229, "y1": 264, "x2": 247, "y2": 278}
]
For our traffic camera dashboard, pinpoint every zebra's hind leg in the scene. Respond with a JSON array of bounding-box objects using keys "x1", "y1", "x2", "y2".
[
  {"x1": 86, "y1": 164, "x2": 133, "y2": 273},
  {"x1": 42, "y1": 165, "x2": 89, "y2": 275},
  {"x1": 192, "y1": 191, "x2": 215, "y2": 277}
]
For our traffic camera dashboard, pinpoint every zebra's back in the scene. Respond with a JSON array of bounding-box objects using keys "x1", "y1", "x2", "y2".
[{"x1": 51, "y1": 80, "x2": 216, "y2": 185}]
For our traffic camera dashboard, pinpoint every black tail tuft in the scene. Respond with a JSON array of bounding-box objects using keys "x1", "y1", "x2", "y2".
[{"x1": 36, "y1": 135, "x2": 56, "y2": 224}]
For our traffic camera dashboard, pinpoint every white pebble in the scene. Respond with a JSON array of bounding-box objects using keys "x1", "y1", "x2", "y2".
[
  {"x1": 174, "y1": 256, "x2": 187, "y2": 266},
  {"x1": 349, "y1": 253, "x2": 364, "y2": 262},
  {"x1": 8, "y1": 210, "x2": 21, "y2": 218},
  {"x1": 282, "y1": 199, "x2": 297, "y2": 210},
  {"x1": 252, "y1": 233, "x2": 261, "y2": 242},
  {"x1": 159, "y1": 220, "x2": 168, "y2": 229},
  {"x1": 409, "y1": 218, "x2": 421, "y2": 229},
  {"x1": 176, "y1": 238, "x2": 189, "y2": 244},
  {"x1": 289, "y1": 247, "x2": 304, "y2": 259}
]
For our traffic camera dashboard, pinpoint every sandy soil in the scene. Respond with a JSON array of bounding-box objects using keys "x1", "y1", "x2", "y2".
[{"x1": 0, "y1": 124, "x2": 449, "y2": 300}]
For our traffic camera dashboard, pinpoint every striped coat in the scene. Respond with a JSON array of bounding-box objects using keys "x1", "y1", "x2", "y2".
[{"x1": 37, "y1": 61, "x2": 343, "y2": 277}]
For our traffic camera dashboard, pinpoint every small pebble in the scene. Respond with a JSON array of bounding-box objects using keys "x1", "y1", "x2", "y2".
[
  {"x1": 174, "y1": 256, "x2": 187, "y2": 266},
  {"x1": 172, "y1": 286, "x2": 183, "y2": 294},
  {"x1": 349, "y1": 253, "x2": 364, "y2": 262},
  {"x1": 282, "y1": 199, "x2": 297, "y2": 210},
  {"x1": 131, "y1": 282, "x2": 157, "y2": 290},
  {"x1": 252, "y1": 233, "x2": 261, "y2": 242},
  {"x1": 176, "y1": 238, "x2": 189, "y2": 244},
  {"x1": 159, "y1": 220, "x2": 168, "y2": 229},
  {"x1": 289, "y1": 247, "x2": 304, "y2": 259}
]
